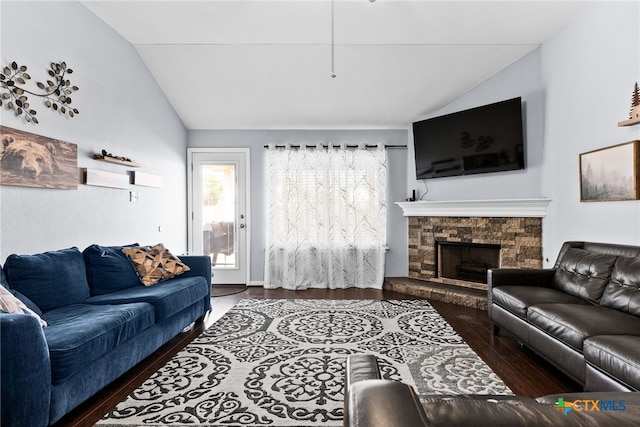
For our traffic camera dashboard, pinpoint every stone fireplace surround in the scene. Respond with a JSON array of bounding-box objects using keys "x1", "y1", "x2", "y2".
[
  {"x1": 396, "y1": 199, "x2": 551, "y2": 290},
  {"x1": 409, "y1": 216, "x2": 543, "y2": 289}
]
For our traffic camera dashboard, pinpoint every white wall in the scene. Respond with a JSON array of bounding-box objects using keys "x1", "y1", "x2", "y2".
[
  {"x1": 407, "y1": 48, "x2": 545, "y2": 201},
  {"x1": 0, "y1": 1, "x2": 188, "y2": 261},
  {"x1": 540, "y1": 1, "x2": 640, "y2": 264},
  {"x1": 188, "y1": 129, "x2": 409, "y2": 282}
]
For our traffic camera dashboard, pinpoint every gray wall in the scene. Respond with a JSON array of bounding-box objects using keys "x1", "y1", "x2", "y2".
[
  {"x1": 539, "y1": 1, "x2": 640, "y2": 264},
  {"x1": 406, "y1": 1, "x2": 640, "y2": 267},
  {"x1": 188, "y1": 129, "x2": 409, "y2": 282},
  {"x1": 407, "y1": 47, "x2": 545, "y2": 201},
  {"x1": 0, "y1": 1, "x2": 188, "y2": 261}
]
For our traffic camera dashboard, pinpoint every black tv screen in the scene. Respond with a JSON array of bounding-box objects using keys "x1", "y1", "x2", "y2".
[{"x1": 413, "y1": 97, "x2": 524, "y2": 180}]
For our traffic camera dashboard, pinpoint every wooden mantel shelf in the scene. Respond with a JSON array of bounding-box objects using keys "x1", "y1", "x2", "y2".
[{"x1": 395, "y1": 198, "x2": 552, "y2": 218}]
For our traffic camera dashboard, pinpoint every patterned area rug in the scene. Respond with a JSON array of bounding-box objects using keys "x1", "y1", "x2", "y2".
[{"x1": 98, "y1": 299, "x2": 511, "y2": 427}]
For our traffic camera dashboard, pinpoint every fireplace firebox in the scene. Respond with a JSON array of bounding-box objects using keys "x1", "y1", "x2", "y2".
[{"x1": 436, "y1": 241, "x2": 501, "y2": 284}]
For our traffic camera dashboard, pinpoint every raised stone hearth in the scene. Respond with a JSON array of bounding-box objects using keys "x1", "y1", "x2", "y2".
[{"x1": 384, "y1": 277, "x2": 488, "y2": 310}]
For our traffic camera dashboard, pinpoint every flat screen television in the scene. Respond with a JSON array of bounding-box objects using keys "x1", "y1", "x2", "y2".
[{"x1": 413, "y1": 97, "x2": 524, "y2": 180}]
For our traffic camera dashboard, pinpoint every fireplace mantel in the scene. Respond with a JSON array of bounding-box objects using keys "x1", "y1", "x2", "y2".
[{"x1": 396, "y1": 198, "x2": 551, "y2": 218}]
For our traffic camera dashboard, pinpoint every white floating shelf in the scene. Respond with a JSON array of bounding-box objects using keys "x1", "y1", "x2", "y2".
[
  {"x1": 82, "y1": 168, "x2": 129, "y2": 189},
  {"x1": 395, "y1": 198, "x2": 552, "y2": 218},
  {"x1": 131, "y1": 171, "x2": 163, "y2": 188}
]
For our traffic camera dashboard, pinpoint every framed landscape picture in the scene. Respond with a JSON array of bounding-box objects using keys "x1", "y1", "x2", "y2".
[{"x1": 579, "y1": 140, "x2": 640, "y2": 202}]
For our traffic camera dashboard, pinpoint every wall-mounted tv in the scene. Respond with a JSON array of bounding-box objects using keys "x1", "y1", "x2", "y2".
[{"x1": 413, "y1": 97, "x2": 524, "y2": 180}]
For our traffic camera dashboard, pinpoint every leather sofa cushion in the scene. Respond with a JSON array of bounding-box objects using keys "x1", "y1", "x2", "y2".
[
  {"x1": 4, "y1": 247, "x2": 90, "y2": 312},
  {"x1": 492, "y1": 286, "x2": 588, "y2": 318},
  {"x1": 527, "y1": 304, "x2": 640, "y2": 350},
  {"x1": 42, "y1": 302, "x2": 155, "y2": 384},
  {"x1": 84, "y1": 276, "x2": 208, "y2": 321},
  {"x1": 551, "y1": 248, "x2": 617, "y2": 303},
  {"x1": 600, "y1": 256, "x2": 640, "y2": 316},
  {"x1": 584, "y1": 335, "x2": 640, "y2": 391}
]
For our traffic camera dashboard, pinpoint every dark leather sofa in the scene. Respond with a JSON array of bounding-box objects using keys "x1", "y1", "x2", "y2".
[
  {"x1": 488, "y1": 241, "x2": 640, "y2": 392},
  {"x1": 344, "y1": 354, "x2": 640, "y2": 427}
]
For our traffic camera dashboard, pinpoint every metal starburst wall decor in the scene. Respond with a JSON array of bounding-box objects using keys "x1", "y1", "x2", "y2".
[{"x1": 0, "y1": 61, "x2": 79, "y2": 124}]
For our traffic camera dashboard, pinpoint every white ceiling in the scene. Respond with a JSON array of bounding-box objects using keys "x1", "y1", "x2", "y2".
[{"x1": 81, "y1": 1, "x2": 586, "y2": 130}]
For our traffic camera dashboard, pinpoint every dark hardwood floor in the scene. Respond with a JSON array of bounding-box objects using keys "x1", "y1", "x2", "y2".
[{"x1": 52, "y1": 287, "x2": 580, "y2": 427}]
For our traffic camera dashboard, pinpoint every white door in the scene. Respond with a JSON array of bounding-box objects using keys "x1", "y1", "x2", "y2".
[{"x1": 188, "y1": 149, "x2": 249, "y2": 284}]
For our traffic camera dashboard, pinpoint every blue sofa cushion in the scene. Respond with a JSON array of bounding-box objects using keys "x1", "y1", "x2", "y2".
[
  {"x1": 83, "y1": 244, "x2": 141, "y2": 296},
  {"x1": 4, "y1": 247, "x2": 90, "y2": 312},
  {"x1": 42, "y1": 302, "x2": 155, "y2": 384},
  {"x1": 2, "y1": 261, "x2": 46, "y2": 317},
  {"x1": 85, "y1": 276, "x2": 208, "y2": 321},
  {"x1": 12, "y1": 290, "x2": 43, "y2": 317}
]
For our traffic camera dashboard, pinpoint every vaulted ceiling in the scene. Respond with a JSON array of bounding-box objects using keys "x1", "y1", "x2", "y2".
[{"x1": 82, "y1": 1, "x2": 585, "y2": 129}]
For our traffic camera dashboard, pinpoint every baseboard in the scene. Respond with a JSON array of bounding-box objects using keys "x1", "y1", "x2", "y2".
[{"x1": 248, "y1": 281, "x2": 264, "y2": 287}]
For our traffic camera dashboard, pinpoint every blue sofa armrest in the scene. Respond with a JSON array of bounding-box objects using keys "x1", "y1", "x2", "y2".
[
  {"x1": 179, "y1": 255, "x2": 212, "y2": 311},
  {"x1": 179, "y1": 255, "x2": 212, "y2": 287},
  {"x1": 1, "y1": 313, "x2": 51, "y2": 427}
]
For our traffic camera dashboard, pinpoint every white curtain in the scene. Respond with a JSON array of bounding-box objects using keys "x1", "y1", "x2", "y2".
[{"x1": 264, "y1": 144, "x2": 387, "y2": 290}]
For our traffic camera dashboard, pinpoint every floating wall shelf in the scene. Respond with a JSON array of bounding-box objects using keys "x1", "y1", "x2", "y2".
[
  {"x1": 618, "y1": 117, "x2": 640, "y2": 127},
  {"x1": 92, "y1": 154, "x2": 141, "y2": 167},
  {"x1": 82, "y1": 168, "x2": 129, "y2": 189}
]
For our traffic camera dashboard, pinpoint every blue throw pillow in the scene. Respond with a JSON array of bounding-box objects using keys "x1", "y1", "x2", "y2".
[
  {"x1": 83, "y1": 243, "x2": 141, "y2": 295},
  {"x1": 4, "y1": 247, "x2": 90, "y2": 312}
]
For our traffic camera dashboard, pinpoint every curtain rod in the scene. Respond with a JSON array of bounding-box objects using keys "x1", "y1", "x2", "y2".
[{"x1": 264, "y1": 144, "x2": 407, "y2": 149}]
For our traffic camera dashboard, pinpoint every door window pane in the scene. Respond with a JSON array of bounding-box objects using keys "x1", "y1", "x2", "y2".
[{"x1": 201, "y1": 164, "x2": 236, "y2": 269}]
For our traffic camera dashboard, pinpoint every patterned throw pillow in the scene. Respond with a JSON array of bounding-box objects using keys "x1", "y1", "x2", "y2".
[
  {"x1": 0, "y1": 285, "x2": 48, "y2": 327},
  {"x1": 122, "y1": 244, "x2": 190, "y2": 286}
]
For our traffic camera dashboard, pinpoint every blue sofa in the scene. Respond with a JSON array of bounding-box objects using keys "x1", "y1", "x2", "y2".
[{"x1": 0, "y1": 245, "x2": 212, "y2": 427}]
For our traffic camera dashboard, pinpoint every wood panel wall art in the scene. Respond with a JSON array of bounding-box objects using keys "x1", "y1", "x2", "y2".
[{"x1": 0, "y1": 125, "x2": 77, "y2": 189}]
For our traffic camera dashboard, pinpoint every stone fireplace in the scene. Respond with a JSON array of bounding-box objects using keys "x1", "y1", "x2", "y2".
[
  {"x1": 397, "y1": 199, "x2": 551, "y2": 290},
  {"x1": 410, "y1": 216, "x2": 542, "y2": 289}
]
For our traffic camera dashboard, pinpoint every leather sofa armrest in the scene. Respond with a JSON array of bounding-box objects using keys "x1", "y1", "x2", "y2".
[
  {"x1": 345, "y1": 354, "x2": 380, "y2": 391},
  {"x1": 344, "y1": 379, "x2": 428, "y2": 427},
  {"x1": 487, "y1": 268, "x2": 555, "y2": 289}
]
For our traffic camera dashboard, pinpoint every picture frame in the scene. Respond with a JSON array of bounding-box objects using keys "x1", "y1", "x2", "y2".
[
  {"x1": 0, "y1": 126, "x2": 78, "y2": 190},
  {"x1": 579, "y1": 140, "x2": 640, "y2": 202}
]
